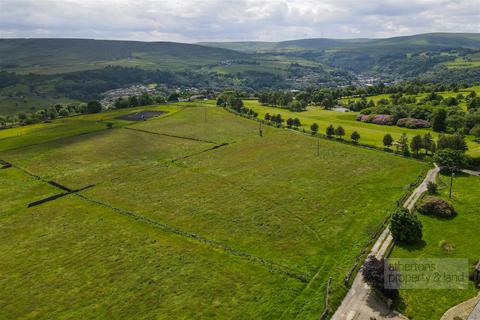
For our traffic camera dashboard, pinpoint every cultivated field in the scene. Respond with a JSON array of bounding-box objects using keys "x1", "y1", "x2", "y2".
[
  {"x1": 390, "y1": 173, "x2": 480, "y2": 320},
  {"x1": 1, "y1": 103, "x2": 427, "y2": 318},
  {"x1": 244, "y1": 100, "x2": 480, "y2": 158}
]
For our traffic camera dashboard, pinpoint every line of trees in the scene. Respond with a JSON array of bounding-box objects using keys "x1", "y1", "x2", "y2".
[
  {"x1": 114, "y1": 93, "x2": 166, "y2": 108},
  {"x1": 0, "y1": 100, "x2": 103, "y2": 128}
]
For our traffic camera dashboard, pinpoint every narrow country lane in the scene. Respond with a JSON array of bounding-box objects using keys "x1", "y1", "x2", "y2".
[{"x1": 331, "y1": 165, "x2": 440, "y2": 320}]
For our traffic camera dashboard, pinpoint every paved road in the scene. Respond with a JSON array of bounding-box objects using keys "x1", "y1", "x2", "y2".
[{"x1": 331, "y1": 165, "x2": 440, "y2": 320}]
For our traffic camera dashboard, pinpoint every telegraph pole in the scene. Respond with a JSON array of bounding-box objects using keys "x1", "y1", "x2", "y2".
[
  {"x1": 316, "y1": 137, "x2": 320, "y2": 156},
  {"x1": 259, "y1": 122, "x2": 263, "y2": 137},
  {"x1": 449, "y1": 169, "x2": 455, "y2": 198}
]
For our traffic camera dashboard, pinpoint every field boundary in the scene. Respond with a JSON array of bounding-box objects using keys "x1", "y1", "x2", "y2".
[
  {"x1": 0, "y1": 104, "x2": 186, "y2": 153},
  {"x1": 320, "y1": 277, "x2": 333, "y2": 320},
  {"x1": 9, "y1": 162, "x2": 308, "y2": 283},
  {"x1": 74, "y1": 192, "x2": 309, "y2": 282},
  {"x1": 225, "y1": 107, "x2": 429, "y2": 163},
  {"x1": 173, "y1": 142, "x2": 231, "y2": 161},
  {"x1": 124, "y1": 127, "x2": 218, "y2": 144},
  {"x1": 28, "y1": 184, "x2": 95, "y2": 207},
  {"x1": 343, "y1": 167, "x2": 429, "y2": 287}
]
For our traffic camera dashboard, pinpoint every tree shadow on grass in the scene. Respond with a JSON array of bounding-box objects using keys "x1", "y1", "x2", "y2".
[
  {"x1": 392, "y1": 294, "x2": 407, "y2": 315},
  {"x1": 396, "y1": 240, "x2": 426, "y2": 252}
]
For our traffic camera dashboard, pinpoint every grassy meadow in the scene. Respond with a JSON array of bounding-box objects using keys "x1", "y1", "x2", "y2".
[
  {"x1": 244, "y1": 100, "x2": 480, "y2": 158},
  {"x1": 390, "y1": 173, "x2": 480, "y2": 320},
  {"x1": 1, "y1": 102, "x2": 427, "y2": 318}
]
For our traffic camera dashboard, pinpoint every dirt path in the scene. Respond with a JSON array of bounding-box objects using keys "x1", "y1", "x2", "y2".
[{"x1": 331, "y1": 165, "x2": 440, "y2": 320}]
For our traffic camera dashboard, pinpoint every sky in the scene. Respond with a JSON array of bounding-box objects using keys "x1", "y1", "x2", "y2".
[{"x1": 0, "y1": 0, "x2": 479, "y2": 42}]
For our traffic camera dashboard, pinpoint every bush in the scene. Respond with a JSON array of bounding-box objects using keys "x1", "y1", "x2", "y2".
[
  {"x1": 417, "y1": 196, "x2": 456, "y2": 218},
  {"x1": 371, "y1": 114, "x2": 396, "y2": 125},
  {"x1": 390, "y1": 208, "x2": 423, "y2": 244},
  {"x1": 362, "y1": 256, "x2": 399, "y2": 299},
  {"x1": 427, "y1": 181, "x2": 438, "y2": 194},
  {"x1": 397, "y1": 118, "x2": 431, "y2": 129},
  {"x1": 356, "y1": 114, "x2": 371, "y2": 122},
  {"x1": 438, "y1": 240, "x2": 455, "y2": 253}
]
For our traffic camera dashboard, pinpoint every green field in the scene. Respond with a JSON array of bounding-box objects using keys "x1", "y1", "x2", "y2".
[
  {"x1": 390, "y1": 173, "x2": 480, "y2": 320},
  {"x1": 244, "y1": 100, "x2": 480, "y2": 158},
  {"x1": 1, "y1": 102, "x2": 427, "y2": 318}
]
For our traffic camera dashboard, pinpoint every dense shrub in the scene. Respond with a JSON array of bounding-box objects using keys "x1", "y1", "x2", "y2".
[
  {"x1": 417, "y1": 196, "x2": 456, "y2": 218},
  {"x1": 427, "y1": 181, "x2": 438, "y2": 194},
  {"x1": 362, "y1": 256, "x2": 399, "y2": 299},
  {"x1": 371, "y1": 114, "x2": 396, "y2": 125},
  {"x1": 390, "y1": 208, "x2": 423, "y2": 244},
  {"x1": 357, "y1": 114, "x2": 395, "y2": 125},
  {"x1": 397, "y1": 118, "x2": 431, "y2": 129},
  {"x1": 356, "y1": 114, "x2": 371, "y2": 122}
]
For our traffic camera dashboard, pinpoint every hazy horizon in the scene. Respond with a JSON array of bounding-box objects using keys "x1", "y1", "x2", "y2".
[{"x1": 2, "y1": 31, "x2": 480, "y2": 44}]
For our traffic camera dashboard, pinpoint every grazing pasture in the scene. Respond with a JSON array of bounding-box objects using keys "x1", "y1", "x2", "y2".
[{"x1": 1, "y1": 103, "x2": 426, "y2": 318}]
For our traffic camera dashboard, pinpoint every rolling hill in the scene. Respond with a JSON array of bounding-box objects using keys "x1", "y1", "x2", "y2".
[
  {"x1": 200, "y1": 33, "x2": 480, "y2": 52},
  {"x1": 0, "y1": 38, "x2": 248, "y2": 74},
  {"x1": 1, "y1": 33, "x2": 480, "y2": 116}
]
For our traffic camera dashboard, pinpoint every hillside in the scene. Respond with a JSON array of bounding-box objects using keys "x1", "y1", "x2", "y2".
[
  {"x1": 1, "y1": 34, "x2": 480, "y2": 116},
  {"x1": 200, "y1": 33, "x2": 480, "y2": 52},
  {"x1": 0, "y1": 38, "x2": 248, "y2": 74},
  {"x1": 201, "y1": 33, "x2": 480, "y2": 78}
]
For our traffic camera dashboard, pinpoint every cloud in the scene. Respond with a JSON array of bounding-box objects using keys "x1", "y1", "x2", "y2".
[{"x1": 0, "y1": 0, "x2": 479, "y2": 42}]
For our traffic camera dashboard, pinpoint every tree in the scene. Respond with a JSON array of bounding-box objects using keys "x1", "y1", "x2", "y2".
[
  {"x1": 167, "y1": 92, "x2": 180, "y2": 102},
  {"x1": 138, "y1": 93, "x2": 153, "y2": 106},
  {"x1": 271, "y1": 114, "x2": 283, "y2": 126},
  {"x1": 362, "y1": 256, "x2": 399, "y2": 299},
  {"x1": 432, "y1": 109, "x2": 447, "y2": 132},
  {"x1": 264, "y1": 113, "x2": 271, "y2": 121},
  {"x1": 470, "y1": 124, "x2": 480, "y2": 138},
  {"x1": 468, "y1": 97, "x2": 480, "y2": 111},
  {"x1": 326, "y1": 124, "x2": 335, "y2": 137},
  {"x1": 433, "y1": 149, "x2": 466, "y2": 170},
  {"x1": 422, "y1": 133, "x2": 435, "y2": 155},
  {"x1": 310, "y1": 122, "x2": 319, "y2": 135},
  {"x1": 351, "y1": 131, "x2": 360, "y2": 143},
  {"x1": 322, "y1": 95, "x2": 335, "y2": 110},
  {"x1": 427, "y1": 181, "x2": 438, "y2": 195},
  {"x1": 335, "y1": 126, "x2": 345, "y2": 139},
  {"x1": 383, "y1": 134, "x2": 393, "y2": 149},
  {"x1": 286, "y1": 118, "x2": 294, "y2": 128},
  {"x1": 86, "y1": 101, "x2": 102, "y2": 114},
  {"x1": 410, "y1": 135, "x2": 423, "y2": 155},
  {"x1": 128, "y1": 96, "x2": 139, "y2": 107},
  {"x1": 293, "y1": 118, "x2": 301, "y2": 128},
  {"x1": 390, "y1": 208, "x2": 423, "y2": 244},
  {"x1": 446, "y1": 114, "x2": 465, "y2": 132},
  {"x1": 437, "y1": 133, "x2": 468, "y2": 152},
  {"x1": 216, "y1": 97, "x2": 225, "y2": 107},
  {"x1": 397, "y1": 133, "x2": 410, "y2": 155}
]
